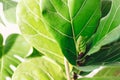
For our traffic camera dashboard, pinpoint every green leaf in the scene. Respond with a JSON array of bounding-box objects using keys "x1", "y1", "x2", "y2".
[
  {"x1": 84, "y1": 39, "x2": 120, "y2": 67},
  {"x1": 40, "y1": 0, "x2": 101, "y2": 65},
  {"x1": 0, "y1": 34, "x2": 32, "y2": 80},
  {"x1": 0, "y1": 0, "x2": 17, "y2": 23},
  {"x1": 0, "y1": 34, "x2": 3, "y2": 46},
  {"x1": 79, "y1": 66, "x2": 120, "y2": 80},
  {"x1": 74, "y1": 39, "x2": 120, "y2": 74},
  {"x1": 17, "y1": 0, "x2": 64, "y2": 65},
  {"x1": 12, "y1": 56, "x2": 66, "y2": 80},
  {"x1": 88, "y1": 0, "x2": 120, "y2": 55},
  {"x1": 101, "y1": 0, "x2": 112, "y2": 18},
  {"x1": 0, "y1": 34, "x2": 3, "y2": 58}
]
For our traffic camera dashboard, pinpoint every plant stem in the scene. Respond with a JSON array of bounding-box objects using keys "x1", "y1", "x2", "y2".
[{"x1": 64, "y1": 57, "x2": 71, "y2": 80}]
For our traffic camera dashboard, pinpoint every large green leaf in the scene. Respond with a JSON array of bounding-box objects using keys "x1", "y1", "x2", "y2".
[
  {"x1": 79, "y1": 66, "x2": 120, "y2": 80},
  {"x1": 0, "y1": 0, "x2": 17, "y2": 23},
  {"x1": 12, "y1": 56, "x2": 66, "y2": 80},
  {"x1": 17, "y1": 0, "x2": 64, "y2": 65},
  {"x1": 88, "y1": 0, "x2": 120, "y2": 55},
  {"x1": 39, "y1": 0, "x2": 101, "y2": 65},
  {"x1": 0, "y1": 34, "x2": 32, "y2": 80}
]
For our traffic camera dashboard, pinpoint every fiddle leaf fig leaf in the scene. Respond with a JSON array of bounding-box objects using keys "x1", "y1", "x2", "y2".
[
  {"x1": 17, "y1": 0, "x2": 64, "y2": 65},
  {"x1": 84, "y1": 39, "x2": 120, "y2": 68},
  {"x1": 0, "y1": 34, "x2": 32, "y2": 80},
  {"x1": 40, "y1": 0, "x2": 101, "y2": 65},
  {"x1": 88, "y1": 0, "x2": 120, "y2": 55},
  {"x1": 12, "y1": 56, "x2": 66, "y2": 80}
]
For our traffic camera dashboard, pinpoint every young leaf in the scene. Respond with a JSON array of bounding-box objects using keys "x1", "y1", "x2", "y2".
[
  {"x1": 88, "y1": 0, "x2": 120, "y2": 55},
  {"x1": 0, "y1": 34, "x2": 32, "y2": 80},
  {"x1": 17, "y1": 0, "x2": 64, "y2": 65},
  {"x1": 40, "y1": 0, "x2": 101, "y2": 65},
  {"x1": 12, "y1": 56, "x2": 66, "y2": 80}
]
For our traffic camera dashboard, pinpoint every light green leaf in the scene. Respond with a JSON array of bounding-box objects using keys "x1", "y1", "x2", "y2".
[
  {"x1": 0, "y1": 34, "x2": 32, "y2": 80},
  {"x1": 17, "y1": 0, "x2": 64, "y2": 65},
  {"x1": 40, "y1": 0, "x2": 101, "y2": 65},
  {"x1": 12, "y1": 56, "x2": 66, "y2": 80},
  {"x1": 88, "y1": 0, "x2": 120, "y2": 55},
  {"x1": 79, "y1": 66, "x2": 120, "y2": 80},
  {"x1": 0, "y1": 0, "x2": 17, "y2": 23}
]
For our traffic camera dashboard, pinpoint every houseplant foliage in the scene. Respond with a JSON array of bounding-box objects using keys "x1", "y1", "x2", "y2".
[
  {"x1": 0, "y1": 0, "x2": 120, "y2": 80},
  {"x1": 0, "y1": 34, "x2": 32, "y2": 80},
  {"x1": 16, "y1": 0, "x2": 120, "y2": 79}
]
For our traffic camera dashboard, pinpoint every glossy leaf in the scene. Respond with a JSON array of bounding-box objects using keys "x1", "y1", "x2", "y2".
[
  {"x1": 17, "y1": 0, "x2": 64, "y2": 65},
  {"x1": 12, "y1": 56, "x2": 66, "y2": 80},
  {"x1": 40, "y1": 0, "x2": 101, "y2": 65},
  {"x1": 88, "y1": 0, "x2": 120, "y2": 55},
  {"x1": 0, "y1": 34, "x2": 32, "y2": 80}
]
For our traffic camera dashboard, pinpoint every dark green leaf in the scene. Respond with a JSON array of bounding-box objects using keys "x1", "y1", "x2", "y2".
[
  {"x1": 40, "y1": 0, "x2": 101, "y2": 65},
  {"x1": 101, "y1": 0, "x2": 112, "y2": 18},
  {"x1": 85, "y1": 39, "x2": 120, "y2": 66}
]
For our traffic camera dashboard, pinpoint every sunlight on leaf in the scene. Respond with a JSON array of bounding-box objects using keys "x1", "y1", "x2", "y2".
[
  {"x1": 12, "y1": 56, "x2": 66, "y2": 80},
  {"x1": 17, "y1": 0, "x2": 64, "y2": 65}
]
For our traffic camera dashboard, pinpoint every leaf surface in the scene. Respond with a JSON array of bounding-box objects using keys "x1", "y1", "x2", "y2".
[
  {"x1": 84, "y1": 39, "x2": 120, "y2": 69},
  {"x1": 88, "y1": 0, "x2": 120, "y2": 55},
  {"x1": 40, "y1": 0, "x2": 101, "y2": 65},
  {"x1": 17, "y1": 0, "x2": 64, "y2": 65},
  {"x1": 12, "y1": 56, "x2": 66, "y2": 80}
]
